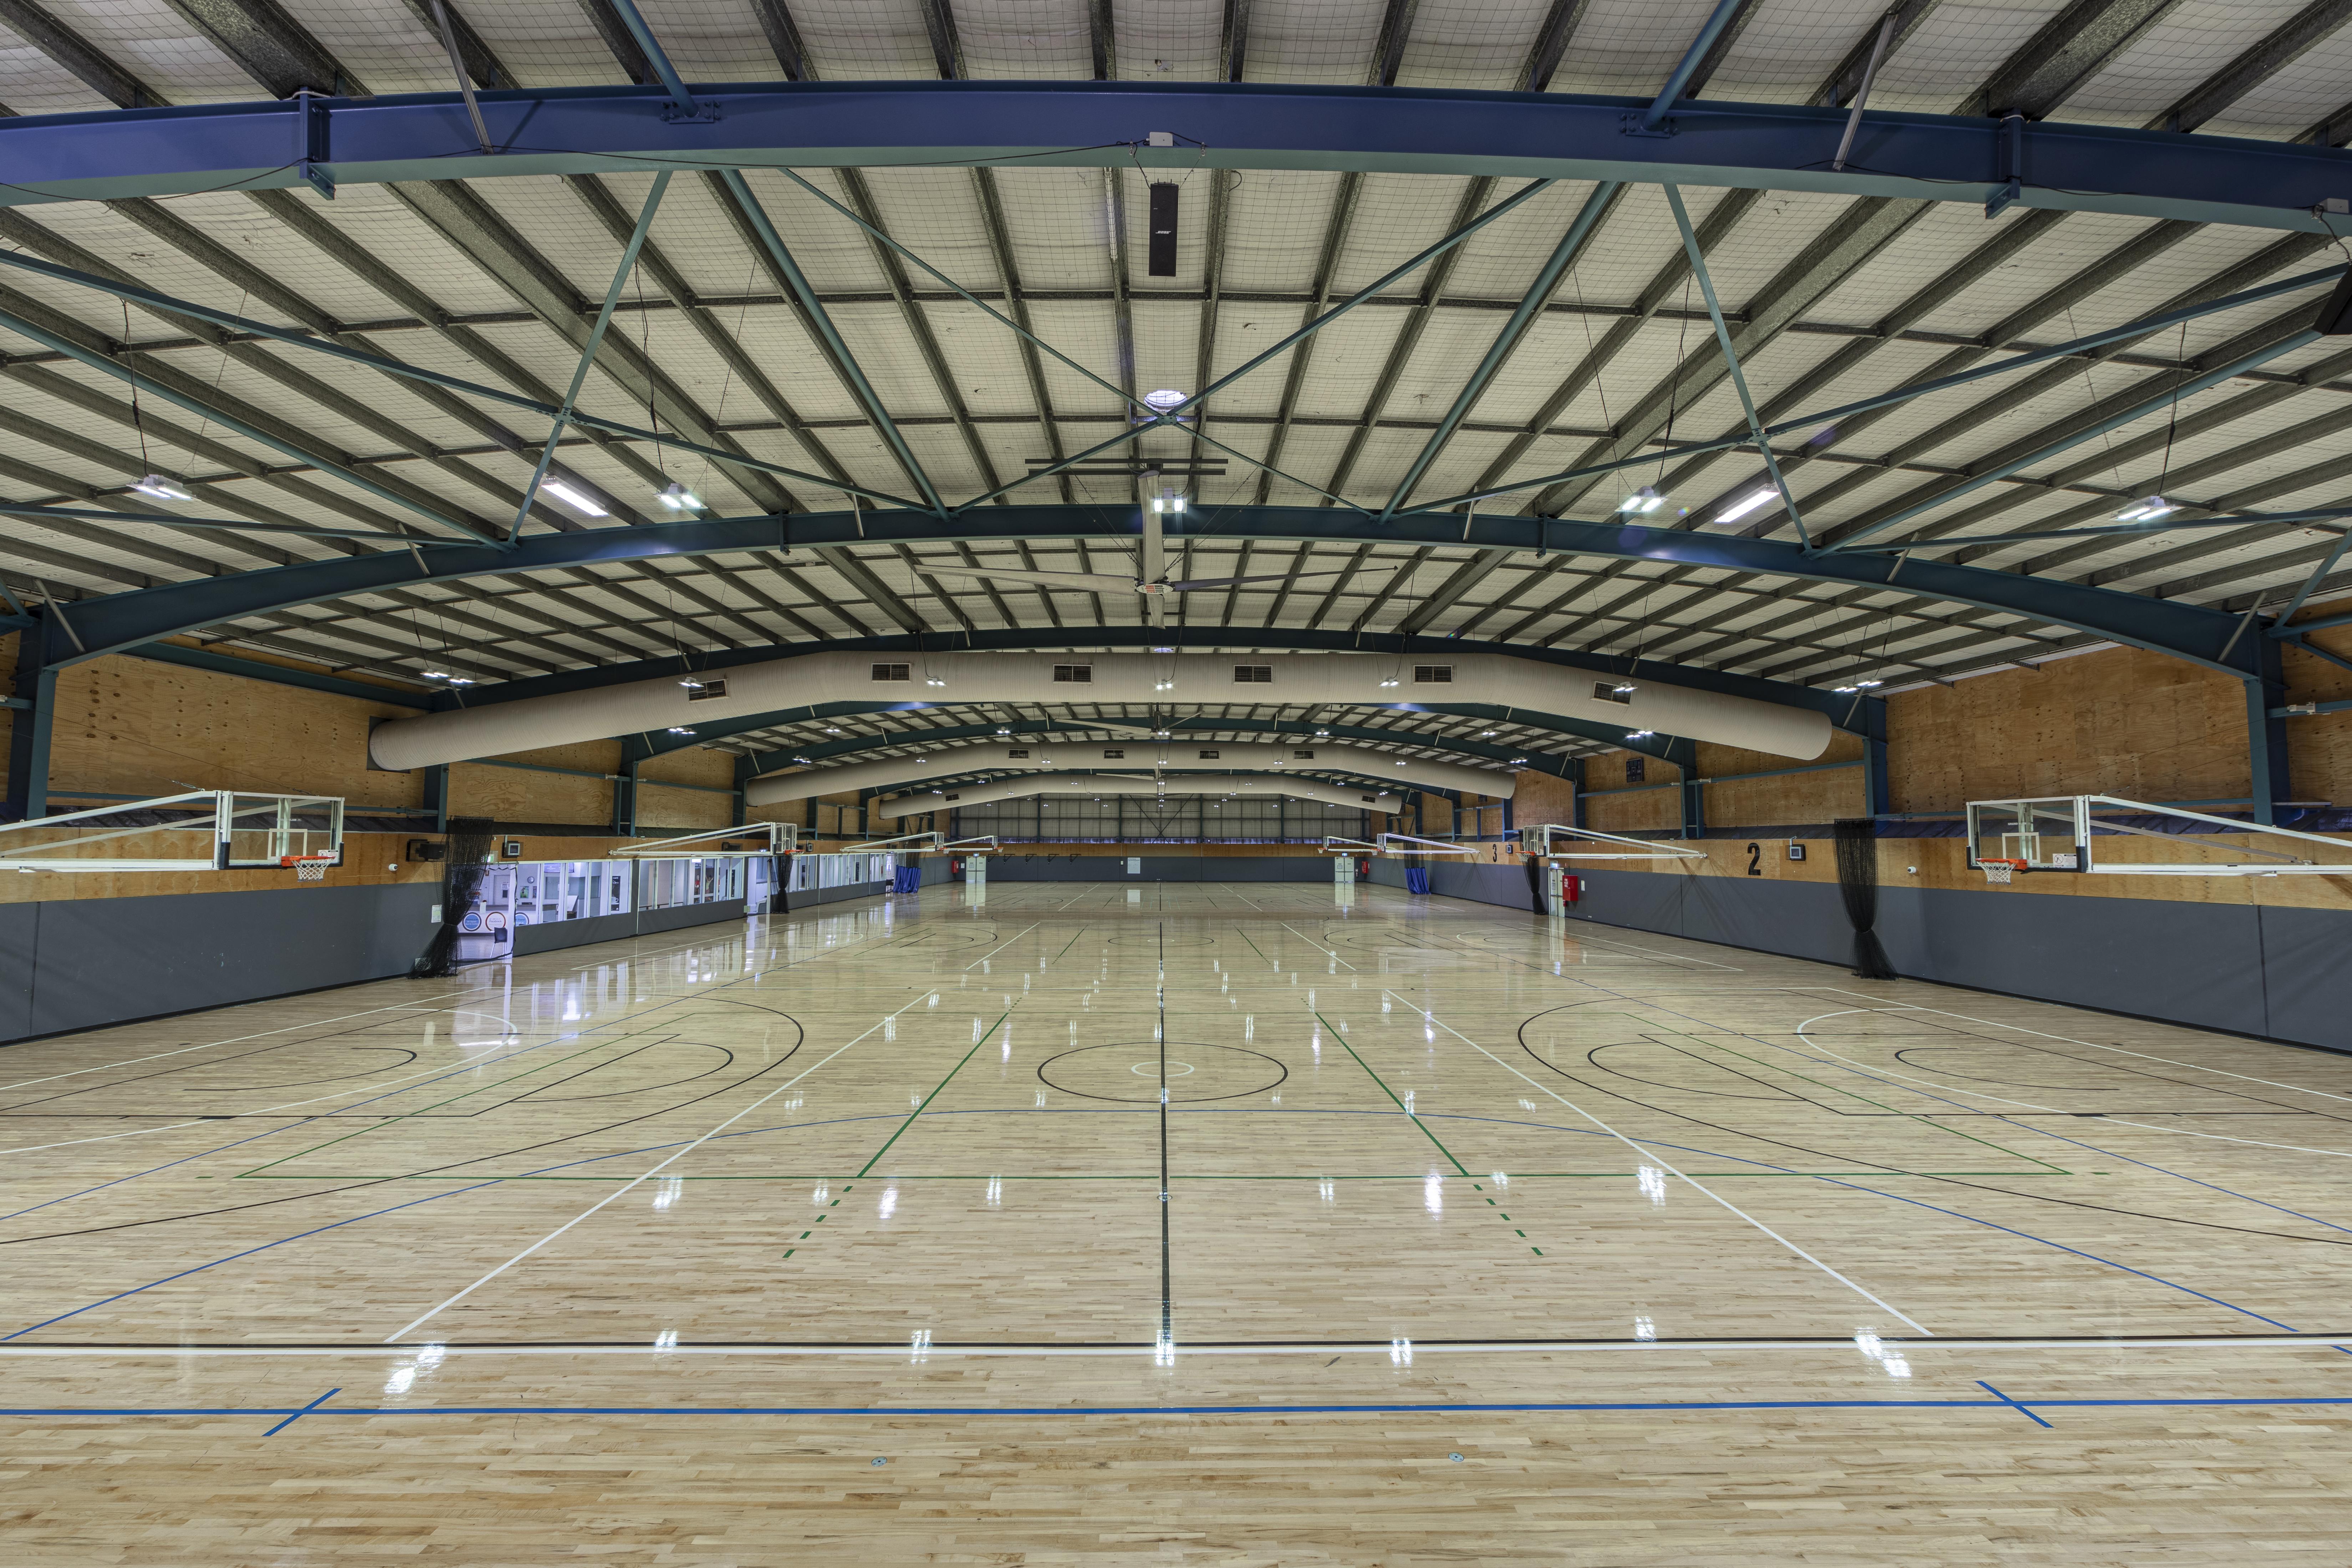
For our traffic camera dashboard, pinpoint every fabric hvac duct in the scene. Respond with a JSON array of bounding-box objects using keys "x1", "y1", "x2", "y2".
[
  {"x1": 366, "y1": 651, "x2": 1831, "y2": 770},
  {"x1": 743, "y1": 737, "x2": 1511, "y2": 808},
  {"x1": 877, "y1": 772, "x2": 1403, "y2": 818}
]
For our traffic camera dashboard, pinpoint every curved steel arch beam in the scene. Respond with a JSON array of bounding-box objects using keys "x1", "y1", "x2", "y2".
[
  {"x1": 877, "y1": 771, "x2": 1402, "y2": 819},
  {"x1": 0, "y1": 82, "x2": 2342, "y2": 233},
  {"x1": 726, "y1": 715, "x2": 1578, "y2": 777},
  {"x1": 52, "y1": 505, "x2": 2253, "y2": 680},
  {"x1": 744, "y1": 736, "x2": 1514, "y2": 807}
]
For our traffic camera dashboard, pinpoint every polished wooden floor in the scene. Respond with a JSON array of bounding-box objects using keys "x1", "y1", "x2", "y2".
[{"x1": 6, "y1": 879, "x2": 2352, "y2": 1564}]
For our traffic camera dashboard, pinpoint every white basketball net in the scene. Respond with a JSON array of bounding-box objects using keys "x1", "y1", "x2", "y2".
[
  {"x1": 294, "y1": 859, "x2": 330, "y2": 881},
  {"x1": 1980, "y1": 861, "x2": 2015, "y2": 884}
]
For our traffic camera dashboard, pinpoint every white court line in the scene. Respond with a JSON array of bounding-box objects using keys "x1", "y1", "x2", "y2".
[
  {"x1": 1562, "y1": 932, "x2": 1744, "y2": 971},
  {"x1": 1382, "y1": 989, "x2": 1933, "y2": 1335},
  {"x1": 1279, "y1": 923, "x2": 1356, "y2": 970},
  {"x1": 0, "y1": 990, "x2": 477, "y2": 1096},
  {"x1": 0, "y1": 917, "x2": 915, "y2": 1159},
  {"x1": 9, "y1": 1334, "x2": 2349, "y2": 1360},
  {"x1": 1217, "y1": 883, "x2": 1266, "y2": 911},
  {"x1": 382, "y1": 988, "x2": 944, "y2": 1344},
  {"x1": 1792, "y1": 1007, "x2": 2352, "y2": 1162},
  {"x1": 963, "y1": 922, "x2": 1041, "y2": 970},
  {"x1": 1818, "y1": 987, "x2": 2352, "y2": 1108}
]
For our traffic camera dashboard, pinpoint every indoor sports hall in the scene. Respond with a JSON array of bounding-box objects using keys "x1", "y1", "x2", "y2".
[{"x1": 3, "y1": 1, "x2": 2352, "y2": 1563}]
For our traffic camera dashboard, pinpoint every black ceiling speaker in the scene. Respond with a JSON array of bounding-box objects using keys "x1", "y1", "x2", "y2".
[{"x1": 1148, "y1": 181, "x2": 1178, "y2": 277}]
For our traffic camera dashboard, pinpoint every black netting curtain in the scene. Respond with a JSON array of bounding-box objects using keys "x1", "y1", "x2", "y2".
[
  {"x1": 411, "y1": 816, "x2": 496, "y2": 978},
  {"x1": 1832, "y1": 818, "x2": 1897, "y2": 980}
]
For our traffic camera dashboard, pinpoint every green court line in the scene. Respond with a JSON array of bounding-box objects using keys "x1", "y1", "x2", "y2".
[
  {"x1": 1048, "y1": 931, "x2": 1087, "y2": 962},
  {"x1": 852, "y1": 1010, "x2": 1012, "y2": 1177},
  {"x1": 1313, "y1": 1011, "x2": 1470, "y2": 1178}
]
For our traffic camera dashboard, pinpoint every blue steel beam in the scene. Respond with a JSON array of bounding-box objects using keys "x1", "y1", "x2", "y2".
[
  {"x1": 1663, "y1": 183, "x2": 1810, "y2": 546},
  {"x1": 512, "y1": 168, "x2": 670, "y2": 537},
  {"x1": 1819, "y1": 329, "x2": 2326, "y2": 554},
  {"x1": 717, "y1": 716, "x2": 1574, "y2": 776},
  {"x1": 1406, "y1": 262, "x2": 2345, "y2": 514},
  {"x1": 729, "y1": 716, "x2": 1568, "y2": 780},
  {"x1": 960, "y1": 174, "x2": 1558, "y2": 509},
  {"x1": 7, "y1": 83, "x2": 2352, "y2": 232},
  {"x1": 0, "y1": 243, "x2": 926, "y2": 511},
  {"x1": 0, "y1": 207, "x2": 2323, "y2": 524},
  {"x1": 50, "y1": 505, "x2": 2258, "y2": 677},
  {"x1": 1379, "y1": 181, "x2": 1621, "y2": 519}
]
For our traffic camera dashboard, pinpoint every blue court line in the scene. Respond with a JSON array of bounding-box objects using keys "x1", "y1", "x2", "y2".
[
  {"x1": 8, "y1": 1394, "x2": 2352, "y2": 1422},
  {"x1": 262, "y1": 1386, "x2": 339, "y2": 1436},
  {"x1": 0, "y1": 1182, "x2": 501, "y2": 1340},
  {"x1": 1734, "y1": 1028, "x2": 2352, "y2": 1238},
  {"x1": 1805, "y1": 1172, "x2": 2304, "y2": 1331},
  {"x1": 1976, "y1": 1380, "x2": 2053, "y2": 1427}
]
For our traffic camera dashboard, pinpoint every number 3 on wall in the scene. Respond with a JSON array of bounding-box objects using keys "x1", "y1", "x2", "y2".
[{"x1": 1745, "y1": 842, "x2": 1762, "y2": 876}]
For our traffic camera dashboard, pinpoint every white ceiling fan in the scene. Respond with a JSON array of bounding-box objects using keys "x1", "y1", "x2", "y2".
[{"x1": 924, "y1": 482, "x2": 1338, "y2": 625}]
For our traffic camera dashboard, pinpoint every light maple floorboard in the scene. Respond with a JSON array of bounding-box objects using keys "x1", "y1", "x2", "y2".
[{"x1": 4, "y1": 879, "x2": 2352, "y2": 1564}]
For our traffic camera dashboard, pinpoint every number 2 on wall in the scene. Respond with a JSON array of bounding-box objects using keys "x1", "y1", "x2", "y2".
[{"x1": 1745, "y1": 842, "x2": 1762, "y2": 876}]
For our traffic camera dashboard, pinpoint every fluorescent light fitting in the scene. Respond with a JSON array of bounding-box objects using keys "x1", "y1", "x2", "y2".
[
  {"x1": 1717, "y1": 487, "x2": 1778, "y2": 523},
  {"x1": 667, "y1": 726, "x2": 695, "y2": 735},
  {"x1": 1624, "y1": 729, "x2": 1653, "y2": 739},
  {"x1": 2116, "y1": 494, "x2": 2175, "y2": 522},
  {"x1": 1378, "y1": 678, "x2": 1399, "y2": 688},
  {"x1": 542, "y1": 480, "x2": 607, "y2": 517},
  {"x1": 130, "y1": 474, "x2": 192, "y2": 501},
  {"x1": 656, "y1": 481, "x2": 705, "y2": 512},
  {"x1": 1509, "y1": 757, "x2": 1528, "y2": 765},
  {"x1": 446, "y1": 676, "x2": 475, "y2": 686},
  {"x1": 421, "y1": 670, "x2": 451, "y2": 679},
  {"x1": 1619, "y1": 486, "x2": 1666, "y2": 515},
  {"x1": 1854, "y1": 678, "x2": 1884, "y2": 689}
]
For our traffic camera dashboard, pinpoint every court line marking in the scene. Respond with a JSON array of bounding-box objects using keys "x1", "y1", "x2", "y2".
[
  {"x1": 0, "y1": 990, "x2": 479, "y2": 1096},
  {"x1": 381, "y1": 988, "x2": 944, "y2": 1344},
  {"x1": 0, "y1": 913, "x2": 922, "y2": 1162},
  {"x1": 1816, "y1": 989, "x2": 2352, "y2": 1107},
  {"x1": 1794, "y1": 1009, "x2": 2352, "y2": 1162},
  {"x1": 963, "y1": 923, "x2": 1041, "y2": 970},
  {"x1": 1, "y1": 1180, "x2": 504, "y2": 1341},
  {"x1": 13, "y1": 1394, "x2": 2352, "y2": 1421},
  {"x1": 1380, "y1": 989, "x2": 1933, "y2": 1335},
  {"x1": 8, "y1": 1334, "x2": 2352, "y2": 1359},
  {"x1": 1280, "y1": 923, "x2": 1355, "y2": 969}
]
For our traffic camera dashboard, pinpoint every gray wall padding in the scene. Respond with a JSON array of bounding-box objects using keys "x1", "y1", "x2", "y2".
[
  {"x1": 781, "y1": 880, "x2": 889, "y2": 908},
  {"x1": 985, "y1": 856, "x2": 1330, "y2": 882},
  {"x1": 17, "y1": 884, "x2": 439, "y2": 1041},
  {"x1": 0, "y1": 903, "x2": 38, "y2": 1041},
  {"x1": 0, "y1": 884, "x2": 782, "y2": 1046},
  {"x1": 513, "y1": 909, "x2": 635, "y2": 955},
  {"x1": 1380, "y1": 859, "x2": 2350, "y2": 1053}
]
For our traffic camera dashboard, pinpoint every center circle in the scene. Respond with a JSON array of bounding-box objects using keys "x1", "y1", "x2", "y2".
[{"x1": 1040, "y1": 1042, "x2": 1287, "y2": 1103}]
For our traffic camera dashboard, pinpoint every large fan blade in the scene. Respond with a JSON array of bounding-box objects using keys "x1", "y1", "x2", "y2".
[
  {"x1": 1163, "y1": 570, "x2": 1352, "y2": 592},
  {"x1": 926, "y1": 564, "x2": 1145, "y2": 594}
]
